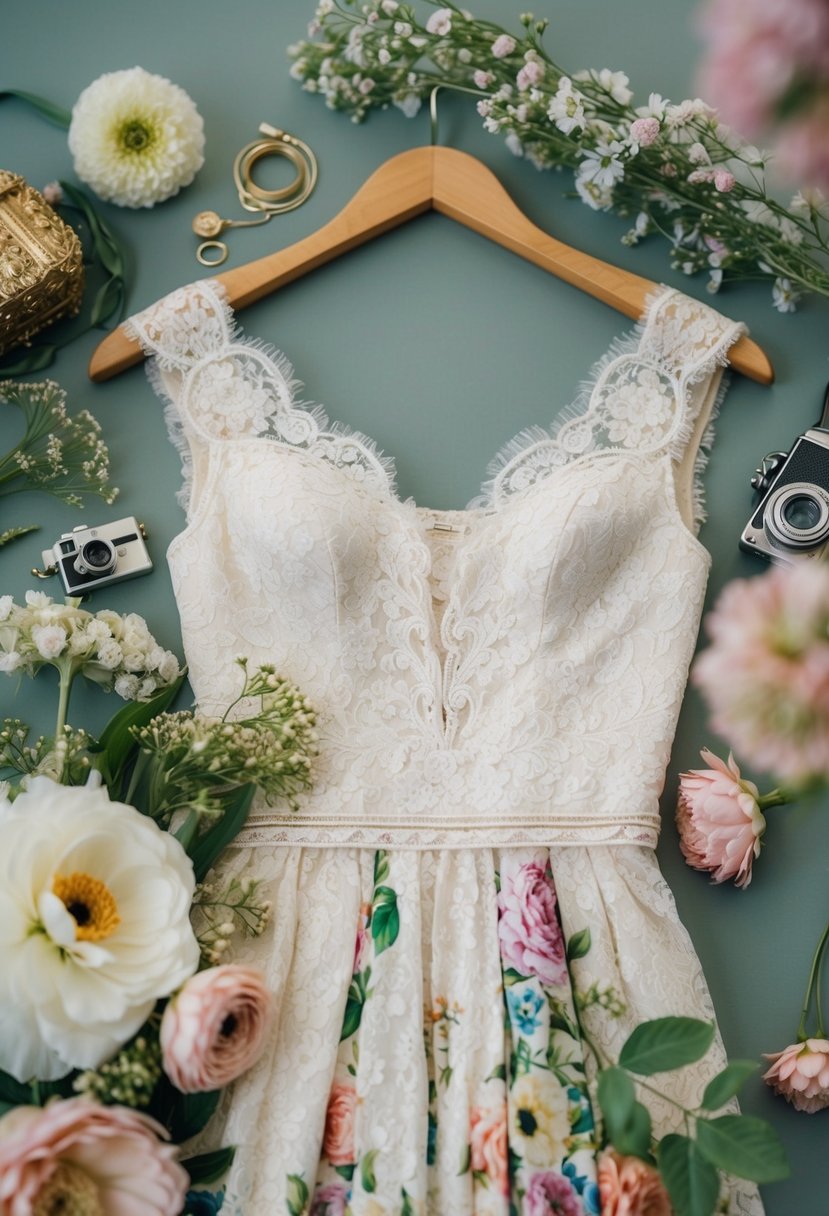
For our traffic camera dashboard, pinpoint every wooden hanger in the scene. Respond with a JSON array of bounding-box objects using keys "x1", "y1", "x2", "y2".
[{"x1": 88, "y1": 143, "x2": 773, "y2": 384}]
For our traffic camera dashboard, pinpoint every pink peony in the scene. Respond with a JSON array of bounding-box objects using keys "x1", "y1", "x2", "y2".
[
  {"x1": 497, "y1": 861, "x2": 568, "y2": 987},
  {"x1": 676, "y1": 748, "x2": 766, "y2": 887},
  {"x1": 763, "y1": 1037, "x2": 829, "y2": 1112},
  {"x1": 469, "y1": 1104, "x2": 508, "y2": 1195},
  {"x1": 598, "y1": 1150, "x2": 672, "y2": 1216},
  {"x1": 323, "y1": 1082, "x2": 357, "y2": 1166},
  {"x1": 160, "y1": 964, "x2": 273, "y2": 1093},
  {"x1": 524, "y1": 1169, "x2": 582, "y2": 1216},
  {"x1": 310, "y1": 1180, "x2": 349, "y2": 1216},
  {"x1": 0, "y1": 1097, "x2": 188, "y2": 1216},
  {"x1": 692, "y1": 562, "x2": 829, "y2": 781}
]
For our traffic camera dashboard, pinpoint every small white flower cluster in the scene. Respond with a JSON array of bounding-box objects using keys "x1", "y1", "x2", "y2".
[
  {"x1": 74, "y1": 1030, "x2": 163, "y2": 1108},
  {"x1": 289, "y1": 0, "x2": 829, "y2": 312},
  {"x1": 0, "y1": 380, "x2": 117, "y2": 508},
  {"x1": 192, "y1": 874, "x2": 273, "y2": 966},
  {"x1": 0, "y1": 591, "x2": 182, "y2": 699}
]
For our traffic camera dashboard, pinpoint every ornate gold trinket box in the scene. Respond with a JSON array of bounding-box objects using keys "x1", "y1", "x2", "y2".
[{"x1": 0, "y1": 171, "x2": 84, "y2": 356}]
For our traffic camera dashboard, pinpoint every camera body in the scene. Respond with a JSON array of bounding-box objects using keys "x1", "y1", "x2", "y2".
[
  {"x1": 740, "y1": 428, "x2": 829, "y2": 565},
  {"x1": 41, "y1": 517, "x2": 153, "y2": 594}
]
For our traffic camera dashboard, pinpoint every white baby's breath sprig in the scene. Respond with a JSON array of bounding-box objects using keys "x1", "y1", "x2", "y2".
[
  {"x1": 192, "y1": 874, "x2": 273, "y2": 966},
  {"x1": 289, "y1": 0, "x2": 829, "y2": 311},
  {"x1": 0, "y1": 380, "x2": 117, "y2": 508}
]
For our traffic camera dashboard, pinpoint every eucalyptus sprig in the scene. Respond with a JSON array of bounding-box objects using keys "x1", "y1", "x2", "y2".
[{"x1": 290, "y1": 0, "x2": 829, "y2": 311}]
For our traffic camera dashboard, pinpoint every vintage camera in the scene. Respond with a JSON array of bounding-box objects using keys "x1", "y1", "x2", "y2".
[
  {"x1": 741, "y1": 384, "x2": 829, "y2": 565},
  {"x1": 37, "y1": 517, "x2": 153, "y2": 594}
]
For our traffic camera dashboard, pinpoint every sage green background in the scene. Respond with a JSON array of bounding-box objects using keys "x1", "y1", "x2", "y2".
[{"x1": 2, "y1": 1, "x2": 828, "y2": 1211}]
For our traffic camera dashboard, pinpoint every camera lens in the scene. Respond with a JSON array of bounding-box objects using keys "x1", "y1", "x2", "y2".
[
  {"x1": 73, "y1": 537, "x2": 116, "y2": 578},
  {"x1": 766, "y1": 481, "x2": 829, "y2": 550}
]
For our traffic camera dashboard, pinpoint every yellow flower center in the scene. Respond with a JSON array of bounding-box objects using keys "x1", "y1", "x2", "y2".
[
  {"x1": 118, "y1": 118, "x2": 156, "y2": 154},
  {"x1": 33, "y1": 1162, "x2": 102, "y2": 1216},
  {"x1": 52, "y1": 872, "x2": 120, "y2": 942}
]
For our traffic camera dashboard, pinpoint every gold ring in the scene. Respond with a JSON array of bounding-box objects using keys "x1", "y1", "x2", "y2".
[
  {"x1": 196, "y1": 239, "x2": 229, "y2": 267},
  {"x1": 234, "y1": 140, "x2": 307, "y2": 205}
]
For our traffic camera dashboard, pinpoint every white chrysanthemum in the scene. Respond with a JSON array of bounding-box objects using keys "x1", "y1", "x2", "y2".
[
  {"x1": 68, "y1": 66, "x2": 205, "y2": 208},
  {"x1": 0, "y1": 777, "x2": 199, "y2": 1082}
]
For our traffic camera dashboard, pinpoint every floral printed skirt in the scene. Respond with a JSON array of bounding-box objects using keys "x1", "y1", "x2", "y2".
[{"x1": 196, "y1": 843, "x2": 759, "y2": 1216}]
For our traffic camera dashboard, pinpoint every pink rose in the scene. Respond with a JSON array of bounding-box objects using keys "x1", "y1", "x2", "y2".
[
  {"x1": 160, "y1": 964, "x2": 273, "y2": 1093},
  {"x1": 497, "y1": 861, "x2": 568, "y2": 986},
  {"x1": 524, "y1": 1169, "x2": 582, "y2": 1216},
  {"x1": 763, "y1": 1037, "x2": 829, "y2": 1112},
  {"x1": 676, "y1": 748, "x2": 766, "y2": 887},
  {"x1": 310, "y1": 1180, "x2": 349, "y2": 1216},
  {"x1": 323, "y1": 1082, "x2": 357, "y2": 1166},
  {"x1": 598, "y1": 1150, "x2": 672, "y2": 1216},
  {"x1": 0, "y1": 1097, "x2": 188, "y2": 1216},
  {"x1": 469, "y1": 1104, "x2": 508, "y2": 1195}
]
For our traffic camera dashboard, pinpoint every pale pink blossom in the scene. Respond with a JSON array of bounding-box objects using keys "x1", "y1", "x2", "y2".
[
  {"x1": 714, "y1": 168, "x2": 737, "y2": 192},
  {"x1": 353, "y1": 900, "x2": 372, "y2": 973},
  {"x1": 492, "y1": 34, "x2": 516, "y2": 58},
  {"x1": 323, "y1": 1082, "x2": 356, "y2": 1166},
  {"x1": 763, "y1": 1037, "x2": 829, "y2": 1112},
  {"x1": 517, "y1": 60, "x2": 544, "y2": 91},
  {"x1": 676, "y1": 749, "x2": 765, "y2": 887},
  {"x1": 474, "y1": 69, "x2": 494, "y2": 89},
  {"x1": 688, "y1": 167, "x2": 716, "y2": 184},
  {"x1": 41, "y1": 181, "x2": 63, "y2": 206},
  {"x1": 426, "y1": 7, "x2": 452, "y2": 35},
  {"x1": 469, "y1": 1104, "x2": 508, "y2": 1195},
  {"x1": 0, "y1": 1097, "x2": 188, "y2": 1216},
  {"x1": 693, "y1": 562, "x2": 829, "y2": 780},
  {"x1": 630, "y1": 116, "x2": 660, "y2": 146},
  {"x1": 497, "y1": 860, "x2": 568, "y2": 986},
  {"x1": 160, "y1": 964, "x2": 273, "y2": 1092},
  {"x1": 310, "y1": 1181, "x2": 349, "y2": 1216},
  {"x1": 598, "y1": 1150, "x2": 672, "y2": 1216}
]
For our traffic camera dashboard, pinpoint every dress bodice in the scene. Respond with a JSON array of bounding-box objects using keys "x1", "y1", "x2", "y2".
[{"x1": 126, "y1": 281, "x2": 745, "y2": 851}]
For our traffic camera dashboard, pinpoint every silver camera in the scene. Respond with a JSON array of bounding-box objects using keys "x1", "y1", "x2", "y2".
[
  {"x1": 741, "y1": 385, "x2": 829, "y2": 565},
  {"x1": 37, "y1": 516, "x2": 153, "y2": 594}
]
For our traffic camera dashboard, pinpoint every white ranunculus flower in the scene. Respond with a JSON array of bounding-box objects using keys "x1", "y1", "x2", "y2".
[
  {"x1": 68, "y1": 66, "x2": 205, "y2": 208},
  {"x1": 0, "y1": 777, "x2": 199, "y2": 1082}
]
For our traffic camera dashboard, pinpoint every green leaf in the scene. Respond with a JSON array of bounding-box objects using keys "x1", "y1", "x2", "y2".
[
  {"x1": 502, "y1": 967, "x2": 530, "y2": 987},
  {"x1": 371, "y1": 885, "x2": 400, "y2": 955},
  {"x1": 0, "y1": 343, "x2": 59, "y2": 375},
  {"x1": 373, "y1": 848, "x2": 389, "y2": 885},
  {"x1": 613, "y1": 1099, "x2": 652, "y2": 1160},
  {"x1": 286, "y1": 1174, "x2": 309, "y2": 1216},
  {"x1": 458, "y1": 1143, "x2": 471, "y2": 1175},
  {"x1": 619, "y1": 1017, "x2": 715, "y2": 1076},
  {"x1": 0, "y1": 88, "x2": 71, "y2": 127},
  {"x1": 486, "y1": 1063, "x2": 507, "y2": 1082},
  {"x1": 89, "y1": 274, "x2": 125, "y2": 328},
  {"x1": 168, "y1": 1088, "x2": 221, "y2": 1141},
  {"x1": 597, "y1": 1066, "x2": 635, "y2": 1143},
  {"x1": 401, "y1": 1188, "x2": 415, "y2": 1216},
  {"x1": 658, "y1": 1134, "x2": 720, "y2": 1216},
  {"x1": 97, "y1": 673, "x2": 186, "y2": 786},
  {"x1": 700, "y1": 1061, "x2": 758, "y2": 1111},
  {"x1": 181, "y1": 1147, "x2": 236, "y2": 1185},
  {"x1": 0, "y1": 1068, "x2": 35, "y2": 1106},
  {"x1": 334, "y1": 1163, "x2": 355, "y2": 1181},
  {"x1": 360, "y1": 1148, "x2": 379, "y2": 1192},
  {"x1": 695, "y1": 1115, "x2": 789, "y2": 1184},
  {"x1": 340, "y1": 990, "x2": 365, "y2": 1042},
  {"x1": 189, "y1": 783, "x2": 256, "y2": 882},
  {"x1": 566, "y1": 927, "x2": 591, "y2": 962}
]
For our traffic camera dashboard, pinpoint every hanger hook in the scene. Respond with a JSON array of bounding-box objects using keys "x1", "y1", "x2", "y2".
[{"x1": 429, "y1": 83, "x2": 487, "y2": 147}]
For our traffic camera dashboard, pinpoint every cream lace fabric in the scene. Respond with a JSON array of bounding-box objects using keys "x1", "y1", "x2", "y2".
[{"x1": 127, "y1": 282, "x2": 762, "y2": 1216}]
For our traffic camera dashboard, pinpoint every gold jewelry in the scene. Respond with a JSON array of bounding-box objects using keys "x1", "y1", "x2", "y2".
[{"x1": 193, "y1": 123, "x2": 318, "y2": 266}]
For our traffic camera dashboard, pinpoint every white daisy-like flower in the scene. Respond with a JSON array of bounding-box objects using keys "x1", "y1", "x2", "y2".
[
  {"x1": 68, "y1": 66, "x2": 205, "y2": 208},
  {"x1": 0, "y1": 777, "x2": 199, "y2": 1082}
]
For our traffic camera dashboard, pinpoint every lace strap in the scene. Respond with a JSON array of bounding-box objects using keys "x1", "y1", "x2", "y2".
[{"x1": 125, "y1": 280, "x2": 235, "y2": 373}]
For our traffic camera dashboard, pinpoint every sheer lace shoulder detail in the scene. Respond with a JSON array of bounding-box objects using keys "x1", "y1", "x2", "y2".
[
  {"x1": 125, "y1": 279, "x2": 396, "y2": 510},
  {"x1": 468, "y1": 287, "x2": 746, "y2": 523}
]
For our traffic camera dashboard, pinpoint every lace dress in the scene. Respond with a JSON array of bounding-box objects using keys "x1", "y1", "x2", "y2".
[{"x1": 126, "y1": 282, "x2": 763, "y2": 1216}]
